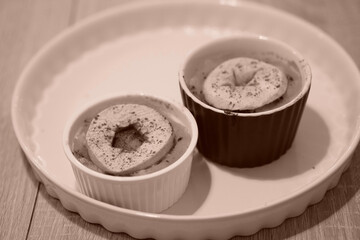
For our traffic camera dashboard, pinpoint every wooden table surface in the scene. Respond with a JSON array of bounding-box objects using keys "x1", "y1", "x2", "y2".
[{"x1": 1, "y1": 0, "x2": 360, "y2": 239}]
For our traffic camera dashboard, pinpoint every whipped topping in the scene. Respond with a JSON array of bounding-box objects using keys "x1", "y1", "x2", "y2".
[
  {"x1": 85, "y1": 104, "x2": 174, "y2": 175},
  {"x1": 71, "y1": 109, "x2": 191, "y2": 176},
  {"x1": 203, "y1": 57, "x2": 288, "y2": 111}
]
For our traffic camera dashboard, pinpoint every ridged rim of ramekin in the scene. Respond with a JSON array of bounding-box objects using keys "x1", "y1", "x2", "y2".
[
  {"x1": 179, "y1": 34, "x2": 312, "y2": 117},
  {"x1": 62, "y1": 93, "x2": 198, "y2": 183}
]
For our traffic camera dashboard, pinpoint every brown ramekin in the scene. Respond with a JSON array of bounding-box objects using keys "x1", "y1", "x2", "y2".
[{"x1": 179, "y1": 35, "x2": 311, "y2": 168}]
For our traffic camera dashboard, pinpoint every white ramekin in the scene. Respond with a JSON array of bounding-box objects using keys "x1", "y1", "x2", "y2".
[{"x1": 63, "y1": 93, "x2": 198, "y2": 213}]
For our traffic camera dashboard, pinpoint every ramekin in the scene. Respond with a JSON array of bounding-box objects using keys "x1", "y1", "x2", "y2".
[
  {"x1": 179, "y1": 35, "x2": 311, "y2": 168},
  {"x1": 63, "y1": 94, "x2": 198, "y2": 213}
]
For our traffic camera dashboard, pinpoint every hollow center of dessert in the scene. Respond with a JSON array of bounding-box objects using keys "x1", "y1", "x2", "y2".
[
  {"x1": 233, "y1": 68, "x2": 260, "y2": 87},
  {"x1": 202, "y1": 57, "x2": 288, "y2": 111},
  {"x1": 111, "y1": 124, "x2": 147, "y2": 152}
]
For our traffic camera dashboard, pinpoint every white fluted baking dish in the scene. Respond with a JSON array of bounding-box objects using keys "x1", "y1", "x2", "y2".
[{"x1": 11, "y1": 0, "x2": 360, "y2": 239}]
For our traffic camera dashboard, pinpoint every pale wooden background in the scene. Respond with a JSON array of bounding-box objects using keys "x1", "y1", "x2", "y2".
[{"x1": 1, "y1": 0, "x2": 360, "y2": 239}]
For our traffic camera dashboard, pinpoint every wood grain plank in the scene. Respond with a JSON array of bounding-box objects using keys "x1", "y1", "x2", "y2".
[
  {"x1": 0, "y1": 0, "x2": 73, "y2": 239},
  {"x1": 71, "y1": 0, "x2": 129, "y2": 22}
]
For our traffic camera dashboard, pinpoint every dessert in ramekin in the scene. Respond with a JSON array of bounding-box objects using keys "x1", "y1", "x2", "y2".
[
  {"x1": 63, "y1": 94, "x2": 198, "y2": 213},
  {"x1": 179, "y1": 35, "x2": 311, "y2": 167}
]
